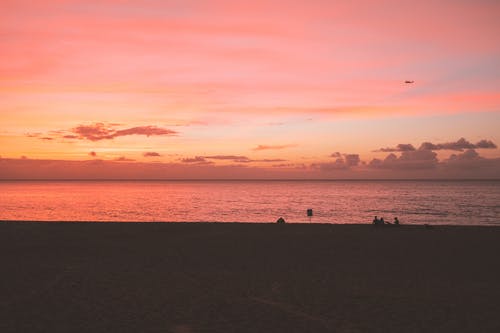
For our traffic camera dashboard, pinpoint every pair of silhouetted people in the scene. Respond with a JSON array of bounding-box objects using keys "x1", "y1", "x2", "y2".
[
  {"x1": 372, "y1": 216, "x2": 384, "y2": 225},
  {"x1": 373, "y1": 216, "x2": 399, "y2": 226}
]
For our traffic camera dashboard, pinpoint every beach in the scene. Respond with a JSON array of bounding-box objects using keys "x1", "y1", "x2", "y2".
[{"x1": 1, "y1": 222, "x2": 499, "y2": 332}]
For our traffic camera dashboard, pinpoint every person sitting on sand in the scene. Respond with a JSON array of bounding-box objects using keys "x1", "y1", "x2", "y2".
[
  {"x1": 276, "y1": 217, "x2": 286, "y2": 224},
  {"x1": 394, "y1": 217, "x2": 400, "y2": 225},
  {"x1": 380, "y1": 217, "x2": 385, "y2": 225},
  {"x1": 372, "y1": 216, "x2": 379, "y2": 225}
]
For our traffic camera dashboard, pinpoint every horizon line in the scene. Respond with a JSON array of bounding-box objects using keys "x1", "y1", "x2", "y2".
[{"x1": 1, "y1": 178, "x2": 499, "y2": 182}]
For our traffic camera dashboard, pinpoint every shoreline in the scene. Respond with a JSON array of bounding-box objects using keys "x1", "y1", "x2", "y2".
[
  {"x1": 2, "y1": 178, "x2": 500, "y2": 181},
  {"x1": 2, "y1": 220, "x2": 500, "y2": 227}
]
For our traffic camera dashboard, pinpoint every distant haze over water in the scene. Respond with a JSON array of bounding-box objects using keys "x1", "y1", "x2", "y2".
[{"x1": 1, "y1": 181, "x2": 499, "y2": 225}]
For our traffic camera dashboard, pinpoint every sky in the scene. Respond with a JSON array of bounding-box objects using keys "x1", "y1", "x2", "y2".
[{"x1": 1, "y1": 0, "x2": 499, "y2": 179}]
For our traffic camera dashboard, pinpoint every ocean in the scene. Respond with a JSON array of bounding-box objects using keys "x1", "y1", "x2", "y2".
[{"x1": 0, "y1": 180, "x2": 499, "y2": 225}]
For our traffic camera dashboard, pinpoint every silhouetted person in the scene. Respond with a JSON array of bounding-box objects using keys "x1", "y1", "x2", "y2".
[
  {"x1": 372, "y1": 216, "x2": 379, "y2": 225},
  {"x1": 276, "y1": 217, "x2": 286, "y2": 224},
  {"x1": 394, "y1": 217, "x2": 400, "y2": 225},
  {"x1": 380, "y1": 217, "x2": 385, "y2": 225}
]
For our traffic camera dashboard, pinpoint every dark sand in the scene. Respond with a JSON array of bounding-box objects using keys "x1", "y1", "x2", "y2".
[{"x1": 1, "y1": 222, "x2": 500, "y2": 333}]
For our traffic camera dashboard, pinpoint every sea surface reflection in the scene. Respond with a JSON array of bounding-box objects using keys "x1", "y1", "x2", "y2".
[{"x1": 1, "y1": 180, "x2": 499, "y2": 225}]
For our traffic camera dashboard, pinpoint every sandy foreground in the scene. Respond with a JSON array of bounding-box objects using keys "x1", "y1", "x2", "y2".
[{"x1": 0, "y1": 222, "x2": 499, "y2": 333}]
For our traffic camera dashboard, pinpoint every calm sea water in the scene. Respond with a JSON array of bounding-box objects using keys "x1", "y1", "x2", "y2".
[{"x1": 0, "y1": 180, "x2": 499, "y2": 225}]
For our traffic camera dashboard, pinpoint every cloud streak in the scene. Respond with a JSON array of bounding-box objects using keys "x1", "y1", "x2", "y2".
[
  {"x1": 72, "y1": 123, "x2": 177, "y2": 141},
  {"x1": 114, "y1": 156, "x2": 135, "y2": 162},
  {"x1": 376, "y1": 138, "x2": 497, "y2": 153},
  {"x1": 441, "y1": 149, "x2": 500, "y2": 171},
  {"x1": 375, "y1": 144, "x2": 417, "y2": 152},
  {"x1": 418, "y1": 138, "x2": 497, "y2": 151},
  {"x1": 180, "y1": 156, "x2": 213, "y2": 164},
  {"x1": 252, "y1": 144, "x2": 297, "y2": 151},
  {"x1": 25, "y1": 123, "x2": 178, "y2": 142},
  {"x1": 369, "y1": 150, "x2": 439, "y2": 170},
  {"x1": 204, "y1": 155, "x2": 249, "y2": 160},
  {"x1": 203, "y1": 155, "x2": 287, "y2": 163},
  {"x1": 312, "y1": 153, "x2": 361, "y2": 171},
  {"x1": 143, "y1": 152, "x2": 161, "y2": 157}
]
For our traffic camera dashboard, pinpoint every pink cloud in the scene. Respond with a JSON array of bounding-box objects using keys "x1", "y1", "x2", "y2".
[
  {"x1": 376, "y1": 139, "x2": 497, "y2": 153},
  {"x1": 447, "y1": 149, "x2": 481, "y2": 162},
  {"x1": 114, "y1": 156, "x2": 135, "y2": 162},
  {"x1": 181, "y1": 156, "x2": 212, "y2": 164},
  {"x1": 369, "y1": 150, "x2": 438, "y2": 170},
  {"x1": 71, "y1": 123, "x2": 114, "y2": 141},
  {"x1": 375, "y1": 144, "x2": 417, "y2": 153},
  {"x1": 24, "y1": 124, "x2": 177, "y2": 142},
  {"x1": 143, "y1": 152, "x2": 161, "y2": 157},
  {"x1": 312, "y1": 161, "x2": 350, "y2": 171},
  {"x1": 72, "y1": 123, "x2": 177, "y2": 141},
  {"x1": 441, "y1": 149, "x2": 500, "y2": 174},
  {"x1": 252, "y1": 144, "x2": 297, "y2": 151},
  {"x1": 330, "y1": 152, "x2": 342, "y2": 158},
  {"x1": 112, "y1": 126, "x2": 176, "y2": 138},
  {"x1": 254, "y1": 159, "x2": 287, "y2": 163},
  {"x1": 476, "y1": 140, "x2": 498, "y2": 149},
  {"x1": 272, "y1": 163, "x2": 306, "y2": 169},
  {"x1": 203, "y1": 155, "x2": 287, "y2": 163},
  {"x1": 313, "y1": 153, "x2": 360, "y2": 171},
  {"x1": 344, "y1": 154, "x2": 361, "y2": 167},
  {"x1": 418, "y1": 138, "x2": 496, "y2": 151},
  {"x1": 204, "y1": 155, "x2": 249, "y2": 160}
]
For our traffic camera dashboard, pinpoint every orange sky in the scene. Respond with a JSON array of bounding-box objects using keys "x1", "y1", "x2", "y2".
[{"x1": 1, "y1": 0, "x2": 499, "y2": 179}]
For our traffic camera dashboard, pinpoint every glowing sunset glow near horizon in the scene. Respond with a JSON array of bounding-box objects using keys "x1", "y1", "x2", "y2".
[{"x1": 1, "y1": 0, "x2": 499, "y2": 179}]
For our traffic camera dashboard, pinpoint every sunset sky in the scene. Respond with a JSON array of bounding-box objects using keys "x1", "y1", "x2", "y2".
[{"x1": 1, "y1": 0, "x2": 499, "y2": 179}]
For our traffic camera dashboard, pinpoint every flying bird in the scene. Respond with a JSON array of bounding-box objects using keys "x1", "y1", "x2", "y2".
[{"x1": 405, "y1": 80, "x2": 414, "y2": 84}]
